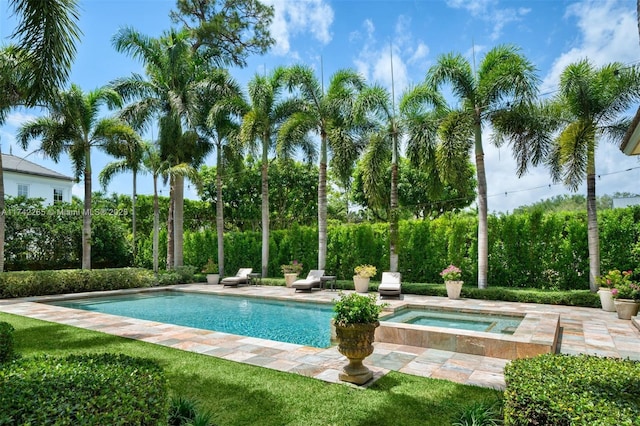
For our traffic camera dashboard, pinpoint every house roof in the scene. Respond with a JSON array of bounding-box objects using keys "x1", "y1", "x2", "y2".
[
  {"x1": 621, "y1": 106, "x2": 640, "y2": 156},
  {"x1": 2, "y1": 154, "x2": 75, "y2": 182}
]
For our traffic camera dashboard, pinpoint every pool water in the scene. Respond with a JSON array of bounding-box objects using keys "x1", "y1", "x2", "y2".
[
  {"x1": 382, "y1": 308, "x2": 522, "y2": 334},
  {"x1": 48, "y1": 292, "x2": 335, "y2": 348}
]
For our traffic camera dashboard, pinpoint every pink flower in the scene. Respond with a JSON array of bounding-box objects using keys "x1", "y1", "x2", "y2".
[{"x1": 611, "y1": 288, "x2": 619, "y2": 296}]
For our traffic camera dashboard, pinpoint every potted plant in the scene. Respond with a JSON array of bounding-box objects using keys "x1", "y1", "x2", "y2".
[
  {"x1": 333, "y1": 292, "x2": 387, "y2": 385},
  {"x1": 610, "y1": 272, "x2": 640, "y2": 320},
  {"x1": 202, "y1": 259, "x2": 219, "y2": 285},
  {"x1": 353, "y1": 264, "x2": 377, "y2": 293},
  {"x1": 281, "y1": 260, "x2": 303, "y2": 287},
  {"x1": 440, "y1": 264, "x2": 463, "y2": 299},
  {"x1": 596, "y1": 269, "x2": 628, "y2": 312}
]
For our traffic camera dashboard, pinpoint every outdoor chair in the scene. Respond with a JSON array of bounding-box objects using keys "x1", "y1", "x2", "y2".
[
  {"x1": 378, "y1": 272, "x2": 402, "y2": 298},
  {"x1": 221, "y1": 268, "x2": 253, "y2": 286},
  {"x1": 292, "y1": 269, "x2": 325, "y2": 292}
]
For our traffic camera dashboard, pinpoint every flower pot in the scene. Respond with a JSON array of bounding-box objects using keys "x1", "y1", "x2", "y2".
[
  {"x1": 206, "y1": 274, "x2": 220, "y2": 285},
  {"x1": 614, "y1": 299, "x2": 640, "y2": 320},
  {"x1": 353, "y1": 276, "x2": 370, "y2": 293},
  {"x1": 335, "y1": 321, "x2": 379, "y2": 385},
  {"x1": 598, "y1": 288, "x2": 616, "y2": 312},
  {"x1": 284, "y1": 273, "x2": 299, "y2": 288},
  {"x1": 445, "y1": 280, "x2": 463, "y2": 299}
]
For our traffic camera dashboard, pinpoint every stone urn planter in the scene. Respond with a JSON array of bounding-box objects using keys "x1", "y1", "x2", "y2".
[
  {"x1": 206, "y1": 274, "x2": 220, "y2": 285},
  {"x1": 335, "y1": 321, "x2": 379, "y2": 385},
  {"x1": 598, "y1": 288, "x2": 616, "y2": 312},
  {"x1": 353, "y1": 276, "x2": 370, "y2": 293},
  {"x1": 445, "y1": 281, "x2": 463, "y2": 299},
  {"x1": 614, "y1": 299, "x2": 640, "y2": 320},
  {"x1": 284, "y1": 273, "x2": 299, "y2": 288}
]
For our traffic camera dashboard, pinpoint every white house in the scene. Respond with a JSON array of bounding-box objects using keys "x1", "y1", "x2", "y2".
[{"x1": 3, "y1": 154, "x2": 74, "y2": 205}]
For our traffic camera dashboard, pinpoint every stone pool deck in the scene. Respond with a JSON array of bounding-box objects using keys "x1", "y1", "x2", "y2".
[{"x1": 1, "y1": 284, "x2": 639, "y2": 390}]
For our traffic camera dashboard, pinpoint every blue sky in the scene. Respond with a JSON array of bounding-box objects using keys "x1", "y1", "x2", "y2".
[{"x1": 1, "y1": 0, "x2": 639, "y2": 213}]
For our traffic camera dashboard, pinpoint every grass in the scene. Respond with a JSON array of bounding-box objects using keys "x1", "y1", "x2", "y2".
[{"x1": 1, "y1": 312, "x2": 502, "y2": 426}]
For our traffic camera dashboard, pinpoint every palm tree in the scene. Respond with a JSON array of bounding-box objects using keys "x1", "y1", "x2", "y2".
[
  {"x1": 99, "y1": 134, "x2": 144, "y2": 261},
  {"x1": 140, "y1": 142, "x2": 167, "y2": 274},
  {"x1": 196, "y1": 69, "x2": 248, "y2": 277},
  {"x1": 0, "y1": 0, "x2": 80, "y2": 273},
  {"x1": 427, "y1": 45, "x2": 538, "y2": 288},
  {"x1": 18, "y1": 84, "x2": 136, "y2": 269},
  {"x1": 111, "y1": 27, "x2": 210, "y2": 269},
  {"x1": 279, "y1": 66, "x2": 366, "y2": 271}
]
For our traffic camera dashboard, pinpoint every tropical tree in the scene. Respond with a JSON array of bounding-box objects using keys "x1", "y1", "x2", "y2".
[
  {"x1": 196, "y1": 69, "x2": 248, "y2": 277},
  {"x1": 17, "y1": 84, "x2": 137, "y2": 269},
  {"x1": 495, "y1": 60, "x2": 640, "y2": 291},
  {"x1": 99, "y1": 133, "x2": 143, "y2": 260},
  {"x1": 427, "y1": 45, "x2": 538, "y2": 288},
  {"x1": 0, "y1": 0, "x2": 80, "y2": 273},
  {"x1": 279, "y1": 66, "x2": 367, "y2": 271}
]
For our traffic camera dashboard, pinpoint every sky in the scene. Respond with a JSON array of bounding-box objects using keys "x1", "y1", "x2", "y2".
[{"x1": 1, "y1": 0, "x2": 640, "y2": 213}]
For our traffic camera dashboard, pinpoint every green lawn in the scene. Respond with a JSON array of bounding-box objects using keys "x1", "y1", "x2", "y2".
[{"x1": 1, "y1": 312, "x2": 502, "y2": 425}]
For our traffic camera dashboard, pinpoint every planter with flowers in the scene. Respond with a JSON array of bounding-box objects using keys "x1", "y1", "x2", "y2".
[
  {"x1": 610, "y1": 273, "x2": 640, "y2": 320},
  {"x1": 596, "y1": 269, "x2": 629, "y2": 312},
  {"x1": 281, "y1": 260, "x2": 303, "y2": 287},
  {"x1": 353, "y1": 264, "x2": 377, "y2": 293},
  {"x1": 202, "y1": 259, "x2": 219, "y2": 285},
  {"x1": 333, "y1": 292, "x2": 387, "y2": 385},
  {"x1": 440, "y1": 264, "x2": 463, "y2": 299}
]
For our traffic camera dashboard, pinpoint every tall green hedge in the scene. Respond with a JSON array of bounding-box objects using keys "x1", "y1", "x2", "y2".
[{"x1": 134, "y1": 206, "x2": 640, "y2": 290}]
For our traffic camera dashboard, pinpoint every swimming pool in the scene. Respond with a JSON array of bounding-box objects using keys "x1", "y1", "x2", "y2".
[
  {"x1": 48, "y1": 292, "x2": 335, "y2": 348},
  {"x1": 382, "y1": 308, "x2": 522, "y2": 334}
]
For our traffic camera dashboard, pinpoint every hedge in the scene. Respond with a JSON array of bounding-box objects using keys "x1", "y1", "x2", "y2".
[
  {"x1": 504, "y1": 354, "x2": 640, "y2": 425},
  {"x1": 0, "y1": 322, "x2": 16, "y2": 363},
  {"x1": 0, "y1": 353, "x2": 169, "y2": 425},
  {"x1": 0, "y1": 268, "x2": 155, "y2": 298}
]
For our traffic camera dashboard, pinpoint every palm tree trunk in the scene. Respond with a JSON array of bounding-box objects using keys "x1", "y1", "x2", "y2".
[
  {"x1": 132, "y1": 170, "x2": 137, "y2": 263},
  {"x1": 216, "y1": 145, "x2": 225, "y2": 277},
  {"x1": 82, "y1": 145, "x2": 92, "y2": 270},
  {"x1": 474, "y1": 121, "x2": 488, "y2": 289},
  {"x1": 0, "y1": 150, "x2": 5, "y2": 273},
  {"x1": 174, "y1": 175, "x2": 184, "y2": 268},
  {"x1": 389, "y1": 125, "x2": 399, "y2": 272},
  {"x1": 261, "y1": 135, "x2": 269, "y2": 278},
  {"x1": 166, "y1": 177, "x2": 174, "y2": 270},
  {"x1": 153, "y1": 174, "x2": 159, "y2": 274},
  {"x1": 586, "y1": 155, "x2": 600, "y2": 292},
  {"x1": 318, "y1": 132, "x2": 328, "y2": 270}
]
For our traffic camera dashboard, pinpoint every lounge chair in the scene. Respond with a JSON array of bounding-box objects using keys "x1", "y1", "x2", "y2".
[
  {"x1": 221, "y1": 268, "x2": 253, "y2": 287},
  {"x1": 292, "y1": 269, "x2": 325, "y2": 292},
  {"x1": 378, "y1": 272, "x2": 401, "y2": 298}
]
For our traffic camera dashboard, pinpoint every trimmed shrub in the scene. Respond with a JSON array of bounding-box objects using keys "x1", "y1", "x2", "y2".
[
  {"x1": 0, "y1": 268, "x2": 155, "y2": 298},
  {"x1": 504, "y1": 354, "x2": 640, "y2": 425},
  {"x1": 0, "y1": 353, "x2": 169, "y2": 425},
  {"x1": 0, "y1": 322, "x2": 17, "y2": 363}
]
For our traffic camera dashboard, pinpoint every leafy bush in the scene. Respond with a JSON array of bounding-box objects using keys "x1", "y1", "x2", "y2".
[
  {"x1": 0, "y1": 268, "x2": 155, "y2": 298},
  {"x1": 169, "y1": 395, "x2": 216, "y2": 426},
  {"x1": 0, "y1": 353, "x2": 169, "y2": 425},
  {"x1": 333, "y1": 292, "x2": 387, "y2": 326},
  {"x1": 504, "y1": 354, "x2": 640, "y2": 425},
  {"x1": 0, "y1": 322, "x2": 17, "y2": 363}
]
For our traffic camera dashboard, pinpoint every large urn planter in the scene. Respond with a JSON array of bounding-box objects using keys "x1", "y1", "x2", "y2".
[
  {"x1": 598, "y1": 288, "x2": 616, "y2": 312},
  {"x1": 206, "y1": 274, "x2": 220, "y2": 285},
  {"x1": 353, "y1": 276, "x2": 370, "y2": 293},
  {"x1": 614, "y1": 299, "x2": 640, "y2": 320},
  {"x1": 284, "y1": 273, "x2": 299, "y2": 288},
  {"x1": 335, "y1": 321, "x2": 379, "y2": 385},
  {"x1": 445, "y1": 280, "x2": 463, "y2": 299}
]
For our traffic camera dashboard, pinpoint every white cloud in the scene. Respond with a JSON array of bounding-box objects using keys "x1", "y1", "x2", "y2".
[
  {"x1": 541, "y1": 0, "x2": 639, "y2": 92},
  {"x1": 408, "y1": 42, "x2": 429, "y2": 65},
  {"x1": 446, "y1": 0, "x2": 530, "y2": 40},
  {"x1": 265, "y1": 0, "x2": 334, "y2": 56},
  {"x1": 5, "y1": 111, "x2": 36, "y2": 128}
]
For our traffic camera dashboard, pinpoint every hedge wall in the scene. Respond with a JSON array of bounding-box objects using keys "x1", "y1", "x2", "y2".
[{"x1": 134, "y1": 206, "x2": 640, "y2": 290}]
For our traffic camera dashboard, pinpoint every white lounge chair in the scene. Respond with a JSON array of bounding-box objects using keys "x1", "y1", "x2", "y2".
[
  {"x1": 292, "y1": 269, "x2": 325, "y2": 292},
  {"x1": 378, "y1": 272, "x2": 401, "y2": 298},
  {"x1": 221, "y1": 268, "x2": 253, "y2": 286}
]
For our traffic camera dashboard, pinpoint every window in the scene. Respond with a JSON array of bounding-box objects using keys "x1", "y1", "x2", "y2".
[
  {"x1": 17, "y1": 184, "x2": 29, "y2": 198},
  {"x1": 53, "y1": 188, "x2": 64, "y2": 204}
]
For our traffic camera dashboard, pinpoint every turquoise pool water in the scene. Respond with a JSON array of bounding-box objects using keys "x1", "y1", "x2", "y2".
[
  {"x1": 382, "y1": 308, "x2": 522, "y2": 334},
  {"x1": 48, "y1": 292, "x2": 334, "y2": 348}
]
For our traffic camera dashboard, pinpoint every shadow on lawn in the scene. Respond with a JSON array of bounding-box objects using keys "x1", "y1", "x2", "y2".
[{"x1": 14, "y1": 323, "x2": 125, "y2": 353}]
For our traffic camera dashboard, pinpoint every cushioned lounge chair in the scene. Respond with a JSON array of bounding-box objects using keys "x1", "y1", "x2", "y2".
[
  {"x1": 378, "y1": 272, "x2": 401, "y2": 298},
  {"x1": 292, "y1": 269, "x2": 325, "y2": 292},
  {"x1": 221, "y1": 268, "x2": 253, "y2": 286}
]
